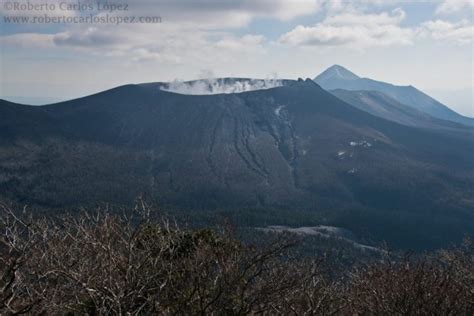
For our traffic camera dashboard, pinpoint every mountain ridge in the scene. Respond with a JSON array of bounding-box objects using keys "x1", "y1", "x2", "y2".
[
  {"x1": 1, "y1": 79, "x2": 473, "y2": 249},
  {"x1": 316, "y1": 64, "x2": 360, "y2": 81},
  {"x1": 314, "y1": 65, "x2": 474, "y2": 126},
  {"x1": 330, "y1": 89, "x2": 473, "y2": 131}
]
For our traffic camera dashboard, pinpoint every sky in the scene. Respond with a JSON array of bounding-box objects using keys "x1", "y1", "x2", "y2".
[{"x1": 0, "y1": 0, "x2": 473, "y2": 117}]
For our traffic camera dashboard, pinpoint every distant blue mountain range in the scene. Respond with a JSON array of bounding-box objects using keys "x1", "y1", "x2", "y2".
[{"x1": 314, "y1": 65, "x2": 474, "y2": 127}]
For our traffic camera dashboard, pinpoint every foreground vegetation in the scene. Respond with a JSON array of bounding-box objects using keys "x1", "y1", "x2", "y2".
[{"x1": 1, "y1": 202, "x2": 473, "y2": 315}]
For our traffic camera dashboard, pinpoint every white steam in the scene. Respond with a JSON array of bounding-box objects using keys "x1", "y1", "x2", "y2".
[{"x1": 161, "y1": 78, "x2": 284, "y2": 95}]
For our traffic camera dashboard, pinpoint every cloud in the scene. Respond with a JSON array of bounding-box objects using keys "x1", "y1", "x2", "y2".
[
  {"x1": 131, "y1": 0, "x2": 320, "y2": 26},
  {"x1": 53, "y1": 27, "x2": 125, "y2": 48},
  {"x1": 2, "y1": 0, "x2": 413, "y2": 62},
  {"x1": 215, "y1": 35, "x2": 265, "y2": 52},
  {"x1": 0, "y1": 0, "x2": 319, "y2": 25},
  {"x1": 322, "y1": 0, "x2": 402, "y2": 13},
  {"x1": 58, "y1": 0, "x2": 320, "y2": 29},
  {"x1": 0, "y1": 33, "x2": 56, "y2": 48},
  {"x1": 1, "y1": 0, "x2": 315, "y2": 63},
  {"x1": 130, "y1": 48, "x2": 181, "y2": 63},
  {"x1": 324, "y1": 8, "x2": 406, "y2": 26},
  {"x1": 420, "y1": 19, "x2": 474, "y2": 45},
  {"x1": 435, "y1": 0, "x2": 474, "y2": 15},
  {"x1": 1, "y1": 0, "x2": 471, "y2": 72},
  {"x1": 279, "y1": 8, "x2": 414, "y2": 48}
]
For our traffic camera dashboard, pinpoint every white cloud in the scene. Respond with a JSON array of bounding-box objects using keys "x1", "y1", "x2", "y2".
[
  {"x1": 321, "y1": 0, "x2": 402, "y2": 13},
  {"x1": 0, "y1": 0, "x2": 317, "y2": 64},
  {"x1": 279, "y1": 8, "x2": 414, "y2": 48},
  {"x1": 0, "y1": 33, "x2": 56, "y2": 48},
  {"x1": 53, "y1": 27, "x2": 126, "y2": 48},
  {"x1": 1, "y1": 0, "x2": 414, "y2": 60},
  {"x1": 421, "y1": 19, "x2": 474, "y2": 45},
  {"x1": 435, "y1": 0, "x2": 474, "y2": 15},
  {"x1": 104, "y1": 0, "x2": 321, "y2": 28},
  {"x1": 0, "y1": 0, "x2": 320, "y2": 27},
  {"x1": 215, "y1": 35, "x2": 265, "y2": 52},
  {"x1": 51, "y1": 26, "x2": 267, "y2": 61},
  {"x1": 128, "y1": 48, "x2": 181, "y2": 63},
  {"x1": 324, "y1": 7, "x2": 406, "y2": 26}
]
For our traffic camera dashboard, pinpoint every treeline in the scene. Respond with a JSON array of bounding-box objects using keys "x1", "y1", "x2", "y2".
[{"x1": 1, "y1": 203, "x2": 473, "y2": 315}]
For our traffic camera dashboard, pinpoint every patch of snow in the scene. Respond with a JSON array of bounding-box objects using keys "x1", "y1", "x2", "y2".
[
  {"x1": 350, "y1": 140, "x2": 372, "y2": 148},
  {"x1": 336, "y1": 151, "x2": 346, "y2": 160},
  {"x1": 275, "y1": 105, "x2": 284, "y2": 117},
  {"x1": 256, "y1": 225, "x2": 379, "y2": 252},
  {"x1": 260, "y1": 225, "x2": 354, "y2": 239}
]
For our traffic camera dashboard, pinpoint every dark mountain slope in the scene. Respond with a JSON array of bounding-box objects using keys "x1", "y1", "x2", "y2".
[
  {"x1": 0, "y1": 79, "x2": 473, "y2": 249},
  {"x1": 330, "y1": 89, "x2": 472, "y2": 130},
  {"x1": 0, "y1": 100, "x2": 67, "y2": 144},
  {"x1": 314, "y1": 65, "x2": 474, "y2": 127}
]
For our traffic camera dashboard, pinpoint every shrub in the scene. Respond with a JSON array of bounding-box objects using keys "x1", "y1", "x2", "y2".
[{"x1": 1, "y1": 203, "x2": 472, "y2": 315}]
